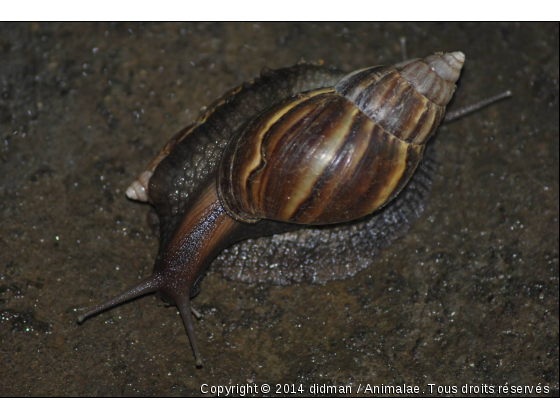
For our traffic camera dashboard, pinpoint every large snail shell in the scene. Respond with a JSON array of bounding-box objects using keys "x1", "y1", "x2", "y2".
[{"x1": 218, "y1": 52, "x2": 464, "y2": 225}]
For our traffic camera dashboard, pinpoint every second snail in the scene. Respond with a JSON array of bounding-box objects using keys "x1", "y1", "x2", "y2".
[{"x1": 78, "y1": 51, "x2": 511, "y2": 366}]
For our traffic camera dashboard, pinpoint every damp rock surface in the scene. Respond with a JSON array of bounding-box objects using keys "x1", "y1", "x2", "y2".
[{"x1": 0, "y1": 22, "x2": 558, "y2": 397}]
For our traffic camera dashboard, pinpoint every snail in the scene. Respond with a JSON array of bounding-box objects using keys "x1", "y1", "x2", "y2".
[{"x1": 78, "y1": 52, "x2": 511, "y2": 366}]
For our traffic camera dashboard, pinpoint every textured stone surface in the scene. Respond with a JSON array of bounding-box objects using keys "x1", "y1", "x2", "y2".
[{"x1": 0, "y1": 22, "x2": 558, "y2": 396}]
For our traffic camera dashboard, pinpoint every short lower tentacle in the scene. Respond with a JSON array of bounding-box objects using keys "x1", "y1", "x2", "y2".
[{"x1": 178, "y1": 298, "x2": 203, "y2": 367}]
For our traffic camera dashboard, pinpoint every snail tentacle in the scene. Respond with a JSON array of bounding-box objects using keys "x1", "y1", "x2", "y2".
[
  {"x1": 443, "y1": 90, "x2": 513, "y2": 123},
  {"x1": 77, "y1": 276, "x2": 159, "y2": 323},
  {"x1": 178, "y1": 297, "x2": 203, "y2": 367}
]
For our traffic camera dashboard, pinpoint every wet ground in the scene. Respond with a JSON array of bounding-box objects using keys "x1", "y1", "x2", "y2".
[{"x1": 0, "y1": 22, "x2": 558, "y2": 397}]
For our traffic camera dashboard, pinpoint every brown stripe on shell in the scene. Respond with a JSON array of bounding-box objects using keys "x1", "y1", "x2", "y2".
[
  {"x1": 288, "y1": 108, "x2": 375, "y2": 223},
  {"x1": 356, "y1": 71, "x2": 402, "y2": 118},
  {"x1": 315, "y1": 123, "x2": 416, "y2": 222},
  {"x1": 336, "y1": 65, "x2": 393, "y2": 102},
  {"x1": 248, "y1": 93, "x2": 340, "y2": 218},
  {"x1": 252, "y1": 95, "x2": 359, "y2": 222},
  {"x1": 396, "y1": 52, "x2": 464, "y2": 106},
  {"x1": 353, "y1": 126, "x2": 419, "y2": 215},
  {"x1": 249, "y1": 89, "x2": 337, "y2": 179},
  {"x1": 218, "y1": 88, "x2": 336, "y2": 222},
  {"x1": 384, "y1": 143, "x2": 425, "y2": 205},
  {"x1": 395, "y1": 59, "x2": 454, "y2": 106},
  {"x1": 228, "y1": 91, "x2": 327, "y2": 211},
  {"x1": 336, "y1": 67, "x2": 445, "y2": 145}
]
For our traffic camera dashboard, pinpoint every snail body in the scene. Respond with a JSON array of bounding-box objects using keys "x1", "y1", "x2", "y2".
[{"x1": 79, "y1": 51, "x2": 505, "y2": 366}]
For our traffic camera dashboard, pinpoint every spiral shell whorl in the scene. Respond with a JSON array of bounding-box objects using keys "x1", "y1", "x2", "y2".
[
  {"x1": 396, "y1": 51, "x2": 464, "y2": 106},
  {"x1": 336, "y1": 52, "x2": 465, "y2": 145},
  {"x1": 425, "y1": 51, "x2": 465, "y2": 83}
]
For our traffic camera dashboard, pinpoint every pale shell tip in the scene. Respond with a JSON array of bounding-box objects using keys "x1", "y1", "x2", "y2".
[
  {"x1": 126, "y1": 186, "x2": 139, "y2": 200},
  {"x1": 451, "y1": 51, "x2": 466, "y2": 64},
  {"x1": 126, "y1": 180, "x2": 150, "y2": 201}
]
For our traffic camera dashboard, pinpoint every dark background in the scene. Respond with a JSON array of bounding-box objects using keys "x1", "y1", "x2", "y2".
[{"x1": 0, "y1": 22, "x2": 558, "y2": 396}]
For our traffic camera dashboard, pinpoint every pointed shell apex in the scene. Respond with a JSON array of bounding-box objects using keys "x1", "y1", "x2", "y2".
[{"x1": 126, "y1": 180, "x2": 149, "y2": 202}]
